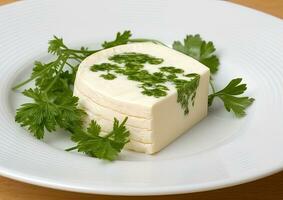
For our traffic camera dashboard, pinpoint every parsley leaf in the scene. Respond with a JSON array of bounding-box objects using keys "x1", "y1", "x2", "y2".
[
  {"x1": 208, "y1": 78, "x2": 254, "y2": 117},
  {"x1": 102, "y1": 31, "x2": 132, "y2": 49},
  {"x1": 15, "y1": 89, "x2": 57, "y2": 139},
  {"x1": 173, "y1": 34, "x2": 254, "y2": 116},
  {"x1": 48, "y1": 36, "x2": 66, "y2": 55},
  {"x1": 68, "y1": 118, "x2": 130, "y2": 161},
  {"x1": 15, "y1": 88, "x2": 86, "y2": 139},
  {"x1": 173, "y1": 34, "x2": 219, "y2": 74}
]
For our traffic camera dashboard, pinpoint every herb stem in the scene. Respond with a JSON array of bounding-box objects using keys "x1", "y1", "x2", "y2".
[
  {"x1": 68, "y1": 52, "x2": 85, "y2": 60},
  {"x1": 65, "y1": 146, "x2": 78, "y2": 151},
  {"x1": 129, "y1": 38, "x2": 167, "y2": 46},
  {"x1": 44, "y1": 56, "x2": 68, "y2": 93},
  {"x1": 12, "y1": 60, "x2": 58, "y2": 90},
  {"x1": 209, "y1": 80, "x2": 216, "y2": 94},
  {"x1": 65, "y1": 49, "x2": 98, "y2": 54},
  {"x1": 12, "y1": 76, "x2": 37, "y2": 91},
  {"x1": 69, "y1": 56, "x2": 82, "y2": 62},
  {"x1": 66, "y1": 62, "x2": 75, "y2": 70}
]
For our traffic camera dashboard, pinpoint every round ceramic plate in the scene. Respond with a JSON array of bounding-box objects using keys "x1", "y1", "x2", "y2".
[{"x1": 0, "y1": 0, "x2": 283, "y2": 196}]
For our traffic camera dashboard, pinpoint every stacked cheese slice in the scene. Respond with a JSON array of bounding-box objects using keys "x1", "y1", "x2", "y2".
[{"x1": 74, "y1": 43, "x2": 209, "y2": 154}]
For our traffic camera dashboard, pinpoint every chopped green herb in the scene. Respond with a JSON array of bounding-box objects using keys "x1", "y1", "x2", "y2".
[
  {"x1": 100, "y1": 73, "x2": 117, "y2": 80},
  {"x1": 174, "y1": 75, "x2": 200, "y2": 114},
  {"x1": 90, "y1": 63, "x2": 119, "y2": 72},
  {"x1": 160, "y1": 66, "x2": 184, "y2": 74},
  {"x1": 166, "y1": 73, "x2": 178, "y2": 81},
  {"x1": 184, "y1": 73, "x2": 200, "y2": 78},
  {"x1": 90, "y1": 52, "x2": 200, "y2": 114},
  {"x1": 109, "y1": 52, "x2": 164, "y2": 65},
  {"x1": 141, "y1": 87, "x2": 167, "y2": 97},
  {"x1": 140, "y1": 83, "x2": 169, "y2": 97}
]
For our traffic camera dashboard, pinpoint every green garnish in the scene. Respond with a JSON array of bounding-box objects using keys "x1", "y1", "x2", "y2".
[
  {"x1": 160, "y1": 66, "x2": 184, "y2": 74},
  {"x1": 173, "y1": 34, "x2": 219, "y2": 74},
  {"x1": 66, "y1": 118, "x2": 130, "y2": 161},
  {"x1": 15, "y1": 88, "x2": 86, "y2": 139},
  {"x1": 208, "y1": 78, "x2": 255, "y2": 117},
  {"x1": 90, "y1": 63, "x2": 119, "y2": 72},
  {"x1": 100, "y1": 73, "x2": 117, "y2": 80},
  {"x1": 102, "y1": 30, "x2": 166, "y2": 49},
  {"x1": 102, "y1": 31, "x2": 132, "y2": 49},
  {"x1": 174, "y1": 74, "x2": 200, "y2": 114},
  {"x1": 13, "y1": 30, "x2": 254, "y2": 161},
  {"x1": 173, "y1": 34, "x2": 254, "y2": 117},
  {"x1": 109, "y1": 52, "x2": 164, "y2": 65},
  {"x1": 90, "y1": 52, "x2": 200, "y2": 113}
]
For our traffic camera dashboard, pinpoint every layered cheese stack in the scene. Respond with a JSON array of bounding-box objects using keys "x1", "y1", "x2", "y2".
[{"x1": 74, "y1": 43, "x2": 209, "y2": 154}]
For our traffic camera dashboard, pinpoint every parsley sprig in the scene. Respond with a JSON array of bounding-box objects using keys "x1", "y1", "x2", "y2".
[
  {"x1": 102, "y1": 30, "x2": 166, "y2": 49},
  {"x1": 66, "y1": 118, "x2": 130, "y2": 161},
  {"x1": 208, "y1": 78, "x2": 254, "y2": 117},
  {"x1": 173, "y1": 34, "x2": 219, "y2": 74},
  {"x1": 173, "y1": 34, "x2": 254, "y2": 117},
  {"x1": 15, "y1": 88, "x2": 86, "y2": 139}
]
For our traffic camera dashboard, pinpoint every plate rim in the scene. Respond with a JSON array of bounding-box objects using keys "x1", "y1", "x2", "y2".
[
  {"x1": 0, "y1": 0, "x2": 283, "y2": 195},
  {"x1": 1, "y1": 164, "x2": 283, "y2": 195}
]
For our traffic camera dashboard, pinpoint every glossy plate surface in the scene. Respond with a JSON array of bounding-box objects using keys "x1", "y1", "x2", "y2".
[{"x1": 0, "y1": 0, "x2": 282, "y2": 195}]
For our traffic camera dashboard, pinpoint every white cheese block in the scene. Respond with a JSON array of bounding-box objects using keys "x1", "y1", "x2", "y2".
[
  {"x1": 125, "y1": 140, "x2": 154, "y2": 154},
  {"x1": 74, "y1": 42, "x2": 210, "y2": 154}
]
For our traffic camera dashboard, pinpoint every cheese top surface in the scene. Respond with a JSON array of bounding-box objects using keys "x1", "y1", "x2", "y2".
[{"x1": 75, "y1": 43, "x2": 209, "y2": 117}]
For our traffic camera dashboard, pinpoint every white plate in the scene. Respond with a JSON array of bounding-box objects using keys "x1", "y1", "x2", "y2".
[{"x1": 0, "y1": 0, "x2": 283, "y2": 196}]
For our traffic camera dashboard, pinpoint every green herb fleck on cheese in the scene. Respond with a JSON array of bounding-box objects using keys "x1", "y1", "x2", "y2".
[
  {"x1": 160, "y1": 66, "x2": 184, "y2": 74},
  {"x1": 109, "y1": 52, "x2": 164, "y2": 65},
  {"x1": 89, "y1": 52, "x2": 200, "y2": 115},
  {"x1": 100, "y1": 73, "x2": 117, "y2": 80},
  {"x1": 174, "y1": 75, "x2": 200, "y2": 114},
  {"x1": 90, "y1": 63, "x2": 119, "y2": 72}
]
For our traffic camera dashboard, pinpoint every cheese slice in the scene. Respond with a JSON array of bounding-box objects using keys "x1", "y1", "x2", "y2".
[
  {"x1": 74, "y1": 87, "x2": 152, "y2": 129},
  {"x1": 74, "y1": 42, "x2": 210, "y2": 154}
]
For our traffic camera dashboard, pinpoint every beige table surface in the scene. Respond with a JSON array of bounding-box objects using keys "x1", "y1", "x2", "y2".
[{"x1": 0, "y1": 0, "x2": 282, "y2": 199}]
